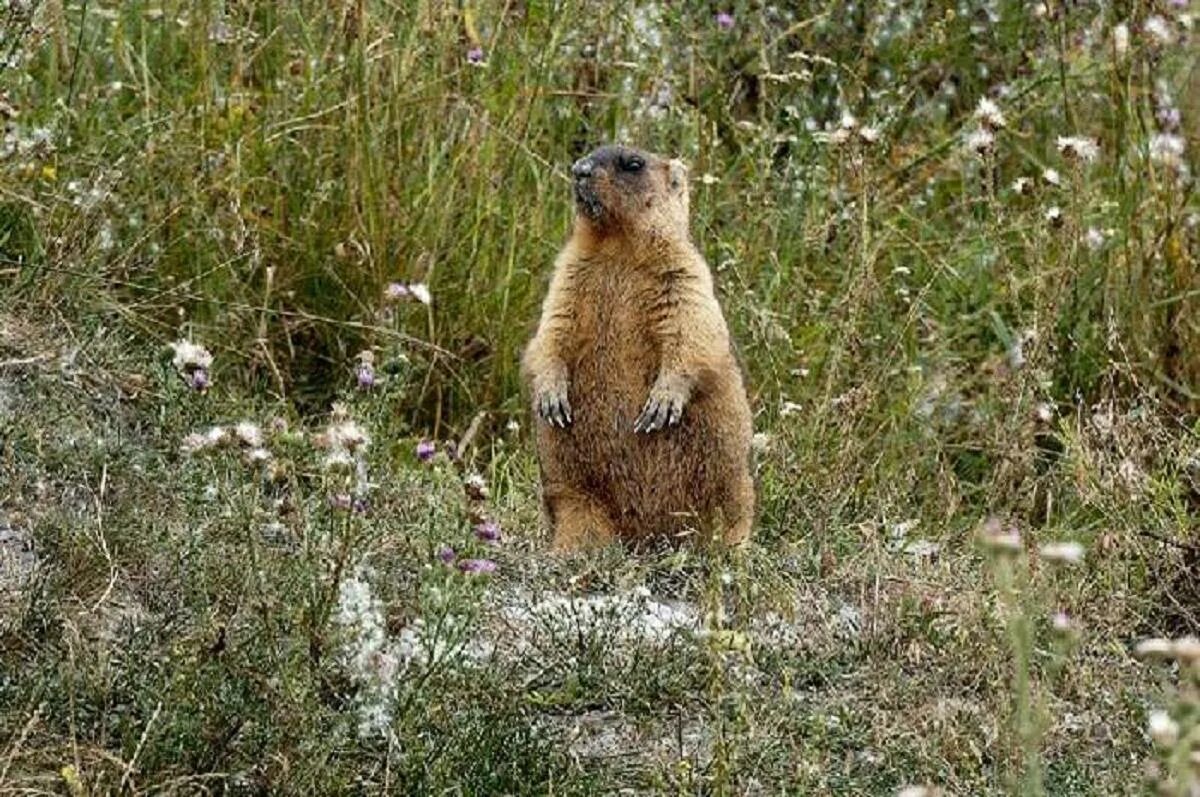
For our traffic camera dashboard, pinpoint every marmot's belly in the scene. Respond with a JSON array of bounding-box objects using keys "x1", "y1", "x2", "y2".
[{"x1": 545, "y1": 353, "x2": 728, "y2": 535}]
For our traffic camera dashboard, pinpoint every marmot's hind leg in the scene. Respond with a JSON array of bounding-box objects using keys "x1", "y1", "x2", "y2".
[
  {"x1": 547, "y1": 489, "x2": 618, "y2": 554},
  {"x1": 719, "y1": 471, "x2": 755, "y2": 546}
]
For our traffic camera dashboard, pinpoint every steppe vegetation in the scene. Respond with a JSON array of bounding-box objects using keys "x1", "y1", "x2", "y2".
[{"x1": 1, "y1": 0, "x2": 1198, "y2": 793}]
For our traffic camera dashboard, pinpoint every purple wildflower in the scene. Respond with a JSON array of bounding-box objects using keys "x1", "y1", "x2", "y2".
[
  {"x1": 329, "y1": 493, "x2": 353, "y2": 511},
  {"x1": 356, "y1": 362, "x2": 375, "y2": 389},
  {"x1": 352, "y1": 497, "x2": 370, "y2": 515},
  {"x1": 437, "y1": 545, "x2": 456, "y2": 564},
  {"x1": 187, "y1": 367, "x2": 210, "y2": 392},
  {"x1": 458, "y1": 558, "x2": 497, "y2": 575},
  {"x1": 474, "y1": 520, "x2": 501, "y2": 543},
  {"x1": 715, "y1": 11, "x2": 734, "y2": 30},
  {"x1": 466, "y1": 47, "x2": 485, "y2": 65},
  {"x1": 384, "y1": 282, "x2": 410, "y2": 301},
  {"x1": 416, "y1": 440, "x2": 436, "y2": 462}
]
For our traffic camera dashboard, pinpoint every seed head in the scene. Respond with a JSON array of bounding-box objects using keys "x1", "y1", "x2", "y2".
[
  {"x1": 1056, "y1": 135, "x2": 1100, "y2": 163},
  {"x1": 1038, "y1": 540, "x2": 1085, "y2": 565},
  {"x1": 974, "y1": 97, "x2": 1007, "y2": 131}
]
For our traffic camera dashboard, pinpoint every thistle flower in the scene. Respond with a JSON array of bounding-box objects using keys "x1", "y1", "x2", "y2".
[
  {"x1": 1045, "y1": 206, "x2": 1064, "y2": 227},
  {"x1": 1038, "y1": 540, "x2": 1085, "y2": 565},
  {"x1": 1042, "y1": 168, "x2": 1062, "y2": 186},
  {"x1": 1050, "y1": 611, "x2": 1078, "y2": 636},
  {"x1": 170, "y1": 339, "x2": 213, "y2": 391},
  {"x1": 323, "y1": 449, "x2": 355, "y2": 473},
  {"x1": 437, "y1": 545, "x2": 456, "y2": 564},
  {"x1": 170, "y1": 339, "x2": 212, "y2": 372},
  {"x1": 180, "y1": 432, "x2": 211, "y2": 454},
  {"x1": 458, "y1": 558, "x2": 497, "y2": 575},
  {"x1": 980, "y1": 517, "x2": 1022, "y2": 553},
  {"x1": 474, "y1": 519, "x2": 501, "y2": 543},
  {"x1": 356, "y1": 359, "x2": 375, "y2": 390},
  {"x1": 330, "y1": 493, "x2": 353, "y2": 511},
  {"x1": 965, "y1": 128, "x2": 995, "y2": 157},
  {"x1": 715, "y1": 11, "x2": 734, "y2": 29},
  {"x1": 323, "y1": 420, "x2": 369, "y2": 453},
  {"x1": 243, "y1": 447, "x2": 271, "y2": 465},
  {"x1": 1056, "y1": 135, "x2": 1100, "y2": 163},
  {"x1": 383, "y1": 282, "x2": 409, "y2": 301},
  {"x1": 463, "y1": 472, "x2": 489, "y2": 501},
  {"x1": 858, "y1": 125, "x2": 881, "y2": 144},
  {"x1": 1149, "y1": 133, "x2": 1186, "y2": 169},
  {"x1": 1144, "y1": 15, "x2": 1175, "y2": 45},
  {"x1": 233, "y1": 421, "x2": 263, "y2": 448},
  {"x1": 416, "y1": 440, "x2": 436, "y2": 462},
  {"x1": 974, "y1": 97, "x2": 1007, "y2": 130},
  {"x1": 1012, "y1": 176, "x2": 1034, "y2": 195},
  {"x1": 1149, "y1": 710, "x2": 1179, "y2": 747},
  {"x1": 466, "y1": 47, "x2": 486, "y2": 66},
  {"x1": 1084, "y1": 227, "x2": 1107, "y2": 251},
  {"x1": 1034, "y1": 402, "x2": 1054, "y2": 423}
]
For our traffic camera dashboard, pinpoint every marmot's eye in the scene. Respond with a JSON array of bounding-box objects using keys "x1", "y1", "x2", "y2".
[{"x1": 623, "y1": 157, "x2": 645, "y2": 173}]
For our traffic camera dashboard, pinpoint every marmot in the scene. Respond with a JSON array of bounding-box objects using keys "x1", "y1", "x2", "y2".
[{"x1": 521, "y1": 145, "x2": 754, "y2": 552}]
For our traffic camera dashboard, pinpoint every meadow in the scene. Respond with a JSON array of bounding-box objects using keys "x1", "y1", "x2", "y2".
[{"x1": 1, "y1": 0, "x2": 1198, "y2": 793}]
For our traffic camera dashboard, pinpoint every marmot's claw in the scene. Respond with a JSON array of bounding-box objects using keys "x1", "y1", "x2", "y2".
[
  {"x1": 537, "y1": 389, "x2": 572, "y2": 428},
  {"x1": 635, "y1": 392, "x2": 683, "y2": 433}
]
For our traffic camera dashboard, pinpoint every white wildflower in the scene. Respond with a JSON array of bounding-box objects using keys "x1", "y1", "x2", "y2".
[
  {"x1": 408, "y1": 283, "x2": 432, "y2": 305},
  {"x1": 170, "y1": 339, "x2": 212, "y2": 371},
  {"x1": 780, "y1": 401, "x2": 803, "y2": 417},
  {"x1": 698, "y1": 173, "x2": 720, "y2": 185},
  {"x1": 1145, "y1": 15, "x2": 1175, "y2": 45},
  {"x1": 751, "y1": 432, "x2": 771, "y2": 454},
  {"x1": 1038, "y1": 541, "x2": 1085, "y2": 565},
  {"x1": 1149, "y1": 710, "x2": 1179, "y2": 747},
  {"x1": 1045, "y1": 206, "x2": 1064, "y2": 227},
  {"x1": 1042, "y1": 168, "x2": 1062, "y2": 186},
  {"x1": 324, "y1": 420, "x2": 370, "y2": 453},
  {"x1": 1112, "y1": 22, "x2": 1130, "y2": 58},
  {"x1": 233, "y1": 421, "x2": 263, "y2": 448},
  {"x1": 243, "y1": 447, "x2": 271, "y2": 465},
  {"x1": 980, "y1": 519, "x2": 1022, "y2": 553},
  {"x1": 1012, "y1": 176, "x2": 1034, "y2": 195},
  {"x1": 839, "y1": 112, "x2": 858, "y2": 130},
  {"x1": 965, "y1": 127, "x2": 995, "y2": 157},
  {"x1": 1056, "y1": 135, "x2": 1100, "y2": 163},
  {"x1": 1050, "y1": 611, "x2": 1078, "y2": 635},
  {"x1": 1084, "y1": 227, "x2": 1106, "y2": 251},
  {"x1": 335, "y1": 566, "x2": 398, "y2": 737},
  {"x1": 1149, "y1": 133, "x2": 1186, "y2": 168},
  {"x1": 1034, "y1": 402, "x2": 1054, "y2": 423},
  {"x1": 322, "y1": 449, "x2": 355, "y2": 473},
  {"x1": 858, "y1": 125, "x2": 881, "y2": 144},
  {"x1": 180, "y1": 432, "x2": 211, "y2": 454},
  {"x1": 974, "y1": 97, "x2": 1007, "y2": 130}
]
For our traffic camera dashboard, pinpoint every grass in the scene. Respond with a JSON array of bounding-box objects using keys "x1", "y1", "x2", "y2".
[{"x1": 1, "y1": 0, "x2": 1198, "y2": 793}]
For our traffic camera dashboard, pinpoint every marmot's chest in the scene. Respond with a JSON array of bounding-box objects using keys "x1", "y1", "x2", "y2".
[{"x1": 566, "y1": 269, "x2": 663, "y2": 407}]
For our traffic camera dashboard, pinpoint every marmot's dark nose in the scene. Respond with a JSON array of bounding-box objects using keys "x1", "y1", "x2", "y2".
[{"x1": 572, "y1": 158, "x2": 594, "y2": 179}]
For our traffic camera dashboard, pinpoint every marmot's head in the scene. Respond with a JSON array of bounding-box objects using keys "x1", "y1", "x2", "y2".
[{"x1": 570, "y1": 145, "x2": 690, "y2": 238}]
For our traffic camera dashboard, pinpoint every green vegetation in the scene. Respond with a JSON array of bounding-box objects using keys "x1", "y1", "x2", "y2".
[{"x1": 1, "y1": 0, "x2": 1197, "y2": 793}]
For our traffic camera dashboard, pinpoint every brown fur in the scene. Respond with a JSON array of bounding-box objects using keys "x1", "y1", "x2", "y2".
[{"x1": 521, "y1": 145, "x2": 754, "y2": 552}]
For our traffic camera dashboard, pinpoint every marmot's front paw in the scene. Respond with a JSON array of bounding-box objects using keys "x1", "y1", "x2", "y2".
[
  {"x1": 536, "y1": 386, "x2": 573, "y2": 428},
  {"x1": 634, "y1": 384, "x2": 687, "y2": 433}
]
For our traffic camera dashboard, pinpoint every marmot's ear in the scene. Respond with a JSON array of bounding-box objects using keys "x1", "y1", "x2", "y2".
[{"x1": 668, "y1": 159, "x2": 689, "y2": 192}]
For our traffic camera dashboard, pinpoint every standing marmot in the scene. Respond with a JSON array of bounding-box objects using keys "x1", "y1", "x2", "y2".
[{"x1": 521, "y1": 145, "x2": 754, "y2": 552}]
